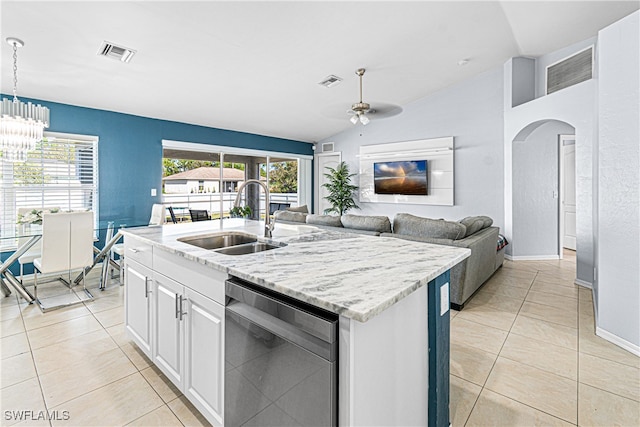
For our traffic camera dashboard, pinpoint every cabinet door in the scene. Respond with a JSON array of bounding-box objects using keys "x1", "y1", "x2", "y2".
[
  {"x1": 152, "y1": 273, "x2": 184, "y2": 388},
  {"x1": 183, "y1": 288, "x2": 225, "y2": 426},
  {"x1": 124, "y1": 259, "x2": 152, "y2": 357}
]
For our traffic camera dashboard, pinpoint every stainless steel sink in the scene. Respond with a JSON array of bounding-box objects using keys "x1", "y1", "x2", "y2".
[
  {"x1": 177, "y1": 232, "x2": 257, "y2": 250},
  {"x1": 215, "y1": 241, "x2": 286, "y2": 256}
]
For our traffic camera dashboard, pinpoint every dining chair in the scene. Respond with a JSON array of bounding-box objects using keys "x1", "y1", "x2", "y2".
[
  {"x1": 16, "y1": 207, "x2": 60, "y2": 283},
  {"x1": 189, "y1": 209, "x2": 210, "y2": 222},
  {"x1": 32, "y1": 211, "x2": 94, "y2": 312},
  {"x1": 149, "y1": 204, "x2": 166, "y2": 226},
  {"x1": 168, "y1": 206, "x2": 178, "y2": 224}
]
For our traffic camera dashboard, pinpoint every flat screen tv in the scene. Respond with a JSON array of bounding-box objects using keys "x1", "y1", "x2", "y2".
[{"x1": 373, "y1": 160, "x2": 428, "y2": 195}]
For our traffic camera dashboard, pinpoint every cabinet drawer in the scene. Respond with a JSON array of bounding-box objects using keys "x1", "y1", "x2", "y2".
[
  {"x1": 124, "y1": 236, "x2": 153, "y2": 267},
  {"x1": 153, "y1": 248, "x2": 226, "y2": 305}
]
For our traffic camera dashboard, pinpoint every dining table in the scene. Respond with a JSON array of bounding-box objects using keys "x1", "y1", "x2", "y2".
[{"x1": 0, "y1": 219, "x2": 145, "y2": 304}]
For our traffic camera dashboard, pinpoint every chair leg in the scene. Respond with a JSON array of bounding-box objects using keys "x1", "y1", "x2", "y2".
[
  {"x1": 33, "y1": 267, "x2": 39, "y2": 303},
  {"x1": 19, "y1": 263, "x2": 24, "y2": 283}
]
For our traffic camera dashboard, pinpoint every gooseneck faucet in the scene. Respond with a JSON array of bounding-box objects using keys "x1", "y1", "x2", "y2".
[{"x1": 233, "y1": 179, "x2": 274, "y2": 238}]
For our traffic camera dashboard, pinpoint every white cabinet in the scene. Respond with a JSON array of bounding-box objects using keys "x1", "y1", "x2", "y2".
[
  {"x1": 152, "y1": 272, "x2": 224, "y2": 426},
  {"x1": 124, "y1": 260, "x2": 152, "y2": 358},
  {"x1": 152, "y1": 273, "x2": 184, "y2": 387},
  {"x1": 183, "y1": 288, "x2": 224, "y2": 426}
]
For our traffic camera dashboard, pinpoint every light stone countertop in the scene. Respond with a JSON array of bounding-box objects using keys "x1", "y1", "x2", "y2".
[{"x1": 122, "y1": 218, "x2": 470, "y2": 322}]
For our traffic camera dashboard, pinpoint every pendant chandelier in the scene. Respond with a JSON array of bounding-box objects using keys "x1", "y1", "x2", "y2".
[{"x1": 1, "y1": 37, "x2": 50, "y2": 162}]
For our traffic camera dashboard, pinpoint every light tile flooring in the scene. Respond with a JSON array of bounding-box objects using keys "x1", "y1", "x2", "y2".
[
  {"x1": 1, "y1": 272, "x2": 208, "y2": 427},
  {"x1": 450, "y1": 250, "x2": 640, "y2": 426},
  {"x1": 1, "y1": 252, "x2": 638, "y2": 426}
]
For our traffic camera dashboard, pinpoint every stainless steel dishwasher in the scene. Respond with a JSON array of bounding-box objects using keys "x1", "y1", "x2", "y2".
[{"x1": 225, "y1": 276, "x2": 338, "y2": 427}]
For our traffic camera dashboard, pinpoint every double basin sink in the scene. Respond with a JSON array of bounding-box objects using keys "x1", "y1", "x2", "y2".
[{"x1": 177, "y1": 231, "x2": 286, "y2": 255}]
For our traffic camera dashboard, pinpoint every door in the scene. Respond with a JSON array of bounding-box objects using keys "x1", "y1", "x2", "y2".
[
  {"x1": 124, "y1": 259, "x2": 152, "y2": 357},
  {"x1": 183, "y1": 288, "x2": 224, "y2": 427},
  {"x1": 315, "y1": 152, "x2": 341, "y2": 215},
  {"x1": 153, "y1": 273, "x2": 184, "y2": 387},
  {"x1": 560, "y1": 136, "x2": 576, "y2": 251}
]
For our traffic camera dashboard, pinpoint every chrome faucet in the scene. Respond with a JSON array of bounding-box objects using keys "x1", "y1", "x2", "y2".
[{"x1": 233, "y1": 179, "x2": 274, "y2": 238}]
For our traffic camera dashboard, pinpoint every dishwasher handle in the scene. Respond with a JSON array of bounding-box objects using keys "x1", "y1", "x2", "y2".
[
  {"x1": 225, "y1": 278, "x2": 337, "y2": 344},
  {"x1": 226, "y1": 300, "x2": 336, "y2": 362}
]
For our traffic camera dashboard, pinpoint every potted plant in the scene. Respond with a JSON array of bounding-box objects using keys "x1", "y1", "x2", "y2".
[
  {"x1": 229, "y1": 205, "x2": 252, "y2": 218},
  {"x1": 322, "y1": 161, "x2": 360, "y2": 215}
]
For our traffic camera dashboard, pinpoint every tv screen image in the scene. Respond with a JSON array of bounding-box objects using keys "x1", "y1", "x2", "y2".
[{"x1": 373, "y1": 160, "x2": 428, "y2": 195}]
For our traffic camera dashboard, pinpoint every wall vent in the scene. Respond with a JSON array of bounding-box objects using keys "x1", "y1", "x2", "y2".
[
  {"x1": 322, "y1": 142, "x2": 335, "y2": 152},
  {"x1": 318, "y1": 75, "x2": 343, "y2": 88},
  {"x1": 98, "y1": 41, "x2": 136, "y2": 63},
  {"x1": 546, "y1": 46, "x2": 593, "y2": 95}
]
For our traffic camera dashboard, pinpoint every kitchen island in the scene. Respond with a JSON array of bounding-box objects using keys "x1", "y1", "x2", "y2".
[{"x1": 121, "y1": 219, "x2": 470, "y2": 427}]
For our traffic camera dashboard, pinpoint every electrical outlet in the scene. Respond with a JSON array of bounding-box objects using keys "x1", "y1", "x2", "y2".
[
  {"x1": 151, "y1": 188, "x2": 157, "y2": 197},
  {"x1": 440, "y1": 282, "x2": 450, "y2": 316}
]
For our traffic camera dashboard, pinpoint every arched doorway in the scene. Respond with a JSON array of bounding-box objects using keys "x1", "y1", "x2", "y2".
[{"x1": 511, "y1": 119, "x2": 575, "y2": 259}]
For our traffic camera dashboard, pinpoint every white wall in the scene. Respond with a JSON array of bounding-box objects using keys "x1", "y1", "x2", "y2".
[
  {"x1": 596, "y1": 11, "x2": 640, "y2": 351},
  {"x1": 321, "y1": 68, "x2": 505, "y2": 226},
  {"x1": 512, "y1": 121, "x2": 575, "y2": 258},
  {"x1": 505, "y1": 72, "x2": 596, "y2": 284}
]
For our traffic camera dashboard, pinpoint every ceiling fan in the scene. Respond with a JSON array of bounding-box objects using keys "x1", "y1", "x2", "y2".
[{"x1": 347, "y1": 68, "x2": 402, "y2": 125}]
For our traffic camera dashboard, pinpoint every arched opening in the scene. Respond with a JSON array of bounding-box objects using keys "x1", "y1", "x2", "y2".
[{"x1": 511, "y1": 119, "x2": 576, "y2": 260}]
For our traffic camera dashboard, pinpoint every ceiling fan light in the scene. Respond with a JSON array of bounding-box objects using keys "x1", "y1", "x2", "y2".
[
  {"x1": 350, "y1": 115, "x2": 359, "y2": 125},
  {"x1": 360, "y1": 114, "x2": 370, "y2": 125}
]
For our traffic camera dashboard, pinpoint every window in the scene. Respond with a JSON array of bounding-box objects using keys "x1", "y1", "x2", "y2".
[
  {"x1": 161, "y1": 140, "x2": 312, "y2": 221},
  {"x1": 0, "y1": 133, "x2": 99, "y2": 249}
]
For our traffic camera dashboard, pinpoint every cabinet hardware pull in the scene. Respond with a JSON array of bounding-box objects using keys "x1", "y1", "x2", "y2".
[
  {"x1": 179, "y1": 295, "x2": 185, "y2": 321},
  {"x1": 144, "y1": 278, "x2": 150, "y2": 297},
  {"x1": 175, "y1": 293, "x2": 179, "y2": 319},
  {"x1": 128, "y1": 248, "x2": 139, "y2": 253}
]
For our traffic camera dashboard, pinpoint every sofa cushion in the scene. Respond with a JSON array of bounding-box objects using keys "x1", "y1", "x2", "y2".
[
  {"x1": 286, "y1": 205, "x2": 309, "y2": 213},
  {"x1": 306, "y1": 214, "x2": 343, "y2": 227},
  {"x1": 341, "y1": 214, "x2": 392, "y2": 233},
  {"x1": 393, "y1": 213, "x2": 467, "y2": 240},
  {"x1": 459, "y1": 217, "x2": 484, "y2": 237},
  {"x1": 274, "y1": 210, "x2": 307, "y2": 223},
  {"x1": 477, "y1": 216, "x2": 493, "y2": 228}
]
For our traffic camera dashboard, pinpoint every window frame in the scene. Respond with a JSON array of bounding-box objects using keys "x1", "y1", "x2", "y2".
[{"x1": 0, "y1": 131, "x2": 99, "y2": 251}]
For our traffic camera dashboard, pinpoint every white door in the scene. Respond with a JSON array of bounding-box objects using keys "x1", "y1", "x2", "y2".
[
  {"x1": 183, "y1": 288, "x2": 224, "y2": 427},
  {"x1": 125, "y1": 260, "x2": 153, "y2": 357},
  {"x1": 561, "y1": 137, "x2": 576, "y2": 251},
  {"x1": 315, "y1": 152, "x2": 341, "y2": 214},
  {"x1": 153, "y1": 273, "x2": 184, "y2": 387}
]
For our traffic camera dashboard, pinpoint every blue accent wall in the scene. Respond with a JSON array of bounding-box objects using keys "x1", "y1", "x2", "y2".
[
  {"x1": 2, "y1": 94, "x2": 312, "y2": 227},
  {"x1": 1, "y1": 95, "x2": 312, "y2": 275}
]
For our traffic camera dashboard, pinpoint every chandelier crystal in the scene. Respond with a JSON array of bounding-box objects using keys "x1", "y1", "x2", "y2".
[{"x1": 1, "y1": 37, "x2": 49, "y2": 162}]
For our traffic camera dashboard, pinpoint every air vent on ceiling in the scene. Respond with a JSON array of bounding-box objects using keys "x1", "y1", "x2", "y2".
[
  {"x1": 318, "y1": 75, "x2": 343, "y2": 88},
  {"x1": 98, "y1": 41, "x2": 136, "y2": 63},
  {"x1": 321, "y1": 142, "x2": 335, "y2": 153},
  {"x1": 546, "y1": 46, "x2": 593, "y2": 95}
]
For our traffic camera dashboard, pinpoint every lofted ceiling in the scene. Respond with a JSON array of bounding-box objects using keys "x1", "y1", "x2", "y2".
[{"x1": 1, "y1": 1, "x2": 638, "y2": 143}]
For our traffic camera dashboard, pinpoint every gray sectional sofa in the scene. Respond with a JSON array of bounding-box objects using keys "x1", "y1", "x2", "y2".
[{"x1": 274, "y1": 209, "x2": 506, "y2": 309}]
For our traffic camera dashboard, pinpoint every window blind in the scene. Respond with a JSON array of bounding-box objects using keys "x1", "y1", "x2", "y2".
[{"x1": 0, "y1": 134, "x2": 98, "y2": 249}]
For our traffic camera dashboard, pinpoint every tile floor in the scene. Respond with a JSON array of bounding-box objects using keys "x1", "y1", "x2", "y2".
[
  {"x1": 1, "y1": 271, "x2": 207, "y2": 427},
  {"x1": 1, "y1": 251, "x2": 638, "y2": 426},
  {"x1": 450, "y1": 249, "x2": 640, "y2": 426}
]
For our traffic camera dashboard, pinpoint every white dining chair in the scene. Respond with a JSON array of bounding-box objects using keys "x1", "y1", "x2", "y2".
[
  {"x1": 149, "y1": 204, "x2": 166, "y2": 226},
  {"x1": 32, "y1": 211, "x2": 94, "y2": 311},
  {"x1": 16, "y1": 207, "x2": 60, "y2": 282}
]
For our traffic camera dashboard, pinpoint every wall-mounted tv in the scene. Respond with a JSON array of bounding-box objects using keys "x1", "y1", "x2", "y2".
[{"x1": 373, "y1": 160, "x2": 428, "y2": 195}]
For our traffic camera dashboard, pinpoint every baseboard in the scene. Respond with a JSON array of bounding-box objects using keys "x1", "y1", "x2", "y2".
[
  {"x1": 595, "y1": 326, "x2": 640, "y2": 357},
  {"x1": 574, "y1": 278, "x2": 592, "y2": 289},
  {"x1": 506, "y1": 255, "x2": 560, "y2": 261}
]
